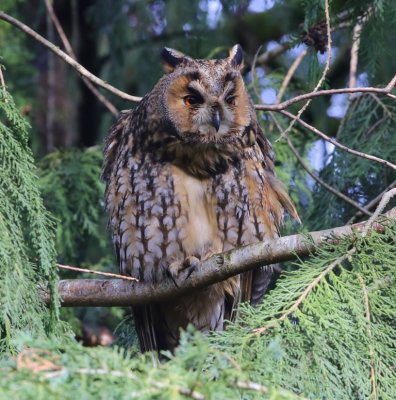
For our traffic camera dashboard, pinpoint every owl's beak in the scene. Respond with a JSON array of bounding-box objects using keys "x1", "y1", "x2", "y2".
[{"x1": 212, "y1": 109, "x2": 221, "y2": 132}]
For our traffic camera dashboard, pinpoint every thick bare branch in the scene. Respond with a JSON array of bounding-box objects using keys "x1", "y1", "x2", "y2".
[{"x1": 42, "y1": 208, "x2": 395, "y2": 307}]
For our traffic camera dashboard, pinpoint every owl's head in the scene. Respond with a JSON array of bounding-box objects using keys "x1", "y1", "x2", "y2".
[{"x1": 156, "y1": 45, "x2": 252, "y2": 145}]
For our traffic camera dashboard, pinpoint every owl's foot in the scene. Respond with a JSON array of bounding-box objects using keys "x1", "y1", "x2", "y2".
[{"x1": 166, "y1": 256, "x2": 200, "y2": 288}]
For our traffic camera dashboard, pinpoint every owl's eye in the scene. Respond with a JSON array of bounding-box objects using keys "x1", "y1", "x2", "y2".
[
  {"x1": 183, "y1": 95, "x2": 204, "y2": 106},
  {"x1": 225, "y1": 95, "x2": 236, "y2": 105}
]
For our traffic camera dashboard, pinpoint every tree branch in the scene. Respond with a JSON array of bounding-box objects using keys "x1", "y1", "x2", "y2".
[
  {"x1": 270, "y1": 113, "x2": 373, "y2": 215},
  {"x1": 254, "y1": 84, "x2": 396, "y2": 111},
  {"x1": 2, "y1": 10, "x2": 395, "y2": 113},
  {"x1": 0, "y1": 11, "x2": 142, "y2": 103},
  {"x1": 277, "y1": 0, "x2": 332, "y2": 141},
  {"x1": 42, "y1": 208, "x2": 396, "y2": 307},
  {"x1": 347, "y1": 179, "x2": 396, "y2": 224},
  {"x1": 279, "y1": 109, "x2": 396, "y2": 170}
]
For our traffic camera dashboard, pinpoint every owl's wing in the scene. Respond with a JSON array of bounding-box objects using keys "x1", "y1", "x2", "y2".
[
  {"x1": 254, "y1": 127, "x2": 300, "y2": 226},
  {"x1": 101, "y1": 110, "x2": 130, "y2": 183},
  {"x1": 241, "y1": 123, "x2": 300, "y2": 306},
  {"x1": 102, "y1": 111, "x2": 160, "y2": 353}
]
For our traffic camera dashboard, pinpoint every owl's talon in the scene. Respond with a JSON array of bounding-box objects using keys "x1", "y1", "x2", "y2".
[{"x1": 167, "y1": 256, "x2": 200, "y2": 287}]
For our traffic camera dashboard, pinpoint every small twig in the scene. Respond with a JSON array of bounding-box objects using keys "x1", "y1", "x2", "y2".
[
  {"x1": 356, "y1": 274, "x2": 378, "y2": 400},
  {"x1": 270, "y1": 113, "x2": 372, "y2": 215},
  {"x1": 347, "y1": 180, "x2": 396, "y2": 224},
  {"x1": 254, "y1": 84, "x2": 396, "y2": 111},
  {"x1": 251, "y1": 45, "x2": 263, "y2": 101},
  {"x1": 236, "y1": 380, "x2": 268, "y2": 394},
  {"x1": 348, "y1": 8, "x2": 372, "y2": 94},
  {"x1": 0, "y1": 65, "x2": 5, "y2": 87},
  {"x1": 256, "y1": 41, "x2": 294, "y2": 66},
  {"x1": 277, "y1": 0, "x2": 332, "y2": 141},
  {"x1": 385, "y1": 72, "x2": 396, "y2": 92},
  {"x1": 348, "y1": 23, "x2": 362, "y2": 91},
  {"x1": 236, "y1": 380, "x2": 307, "y2": 399},
  {"x1": 276, "y1": 48, "x2": 308, "y2": 104},
  {"x1": 369, "y1": 93, "x2": 393, "y2": 118},
  {"x1": 0, "y1": 11, "x2": 142, "y2": 103},
  {"x1": 44, "y1": 0, "x2": 119, "y2": 116},
  {"x1": 362, "y1": 188, "x2": 396, "y2": 237},
  {"x1": 279, "y1": 109, "x2": 396, "y2": 170},
  {"x1": 56, "y1": 263, "x2": 139, "y2": 282},
  {"x1": 253, "y1": 250, "x2": 354, "y2": 334}
]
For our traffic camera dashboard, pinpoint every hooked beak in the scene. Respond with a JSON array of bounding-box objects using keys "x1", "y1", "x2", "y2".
[{"x1": 212, "y1": 109, "x2": 221, "y2": 132}]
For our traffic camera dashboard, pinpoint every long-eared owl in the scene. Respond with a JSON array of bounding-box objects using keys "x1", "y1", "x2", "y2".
[{"x1": 102, "y1": 45, "x2": 299, "y2": 352}]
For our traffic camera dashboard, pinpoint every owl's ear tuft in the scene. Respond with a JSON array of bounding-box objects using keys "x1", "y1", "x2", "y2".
[
  {"x1": 161, "y1": 47, "x2": 187, "y2": 73},
  {"x1": 228, "y1": 44, "x2": 244, "y2": 70}
]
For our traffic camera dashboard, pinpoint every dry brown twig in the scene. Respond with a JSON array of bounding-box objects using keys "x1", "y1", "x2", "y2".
[
  {"x1": 362, "y1": 188, "x2": 396, "y2": 237},
  {"x1": 56, "y1": 263, "x2": 139, "y2": 282},
  {"x1": 276, "y1": 48, "x2": 308, "y2": 104},
  {"x1": 348, "y1": 7, "x2": 373, "y2": 93}
]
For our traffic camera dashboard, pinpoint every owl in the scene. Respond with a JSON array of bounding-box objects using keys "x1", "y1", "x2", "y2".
[{"x1": 102, "y1": 45, "x2": 299, "y2": 352}]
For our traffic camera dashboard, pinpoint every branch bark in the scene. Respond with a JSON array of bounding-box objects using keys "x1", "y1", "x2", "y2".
[{"x1": 43, "y1": 208, "x2": 396, "y2": 307}]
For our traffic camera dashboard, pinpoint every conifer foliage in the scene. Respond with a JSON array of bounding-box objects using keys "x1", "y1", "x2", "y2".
[
  {"x1": 0, "y1": 85, "x2": 61, "y2": 353},
  {"x1": 0, "y1": 0, "x2": 396, "y2": 398}
]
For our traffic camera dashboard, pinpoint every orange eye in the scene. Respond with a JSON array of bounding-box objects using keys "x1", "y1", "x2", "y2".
[
  {"x1": 225, "y1": 95, "x2": 236, "y2": 105},
  {"x1": 183, "y1": 95, "x2": 203, "y2": 106}
]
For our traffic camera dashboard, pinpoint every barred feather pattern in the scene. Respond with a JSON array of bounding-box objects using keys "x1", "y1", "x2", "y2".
[{"x1": 102, "y1": 51, "x2": 298, "y2": 352}]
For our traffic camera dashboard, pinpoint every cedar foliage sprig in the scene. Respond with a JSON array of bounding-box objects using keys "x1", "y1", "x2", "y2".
[
  {"x1": 212, "y1": 221, "x2": 396, "y2": 399},
  {"x1": 0, "y1": 221, "x2": 394, "y2": 399},
  {"x1": 37, "y1": 148, "x2": 106, "y2": 263},
  {"x1": 0, "y1": 86, "x2": 62, "y2": 353}
]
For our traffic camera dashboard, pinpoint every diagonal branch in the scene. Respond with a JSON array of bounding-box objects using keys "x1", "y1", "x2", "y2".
[
  {"x1": 279, "y1": 109, "x2": 396, "y2": 170},
  {"x1": 41, "y1": 208, "x2": 396, "y2": 307},
  {"x1": 270, "y1": 112, "x2": 373, "y2": 215},
  {"x1": 347, "y1": 179, "x2": 396, "y2": 224},
  {"x1": 0, "y1": 11, "x2": 142, "y2": 103}
]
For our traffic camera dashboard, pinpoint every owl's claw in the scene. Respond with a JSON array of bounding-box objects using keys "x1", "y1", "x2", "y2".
[{"x1": 167, "y1": 256, "x2": 200, "y2": 288}]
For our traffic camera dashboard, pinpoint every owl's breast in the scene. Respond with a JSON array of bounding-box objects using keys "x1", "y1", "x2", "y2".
[{"x1": 171, "y1": 165, "x2": 221, "y2": 258}]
